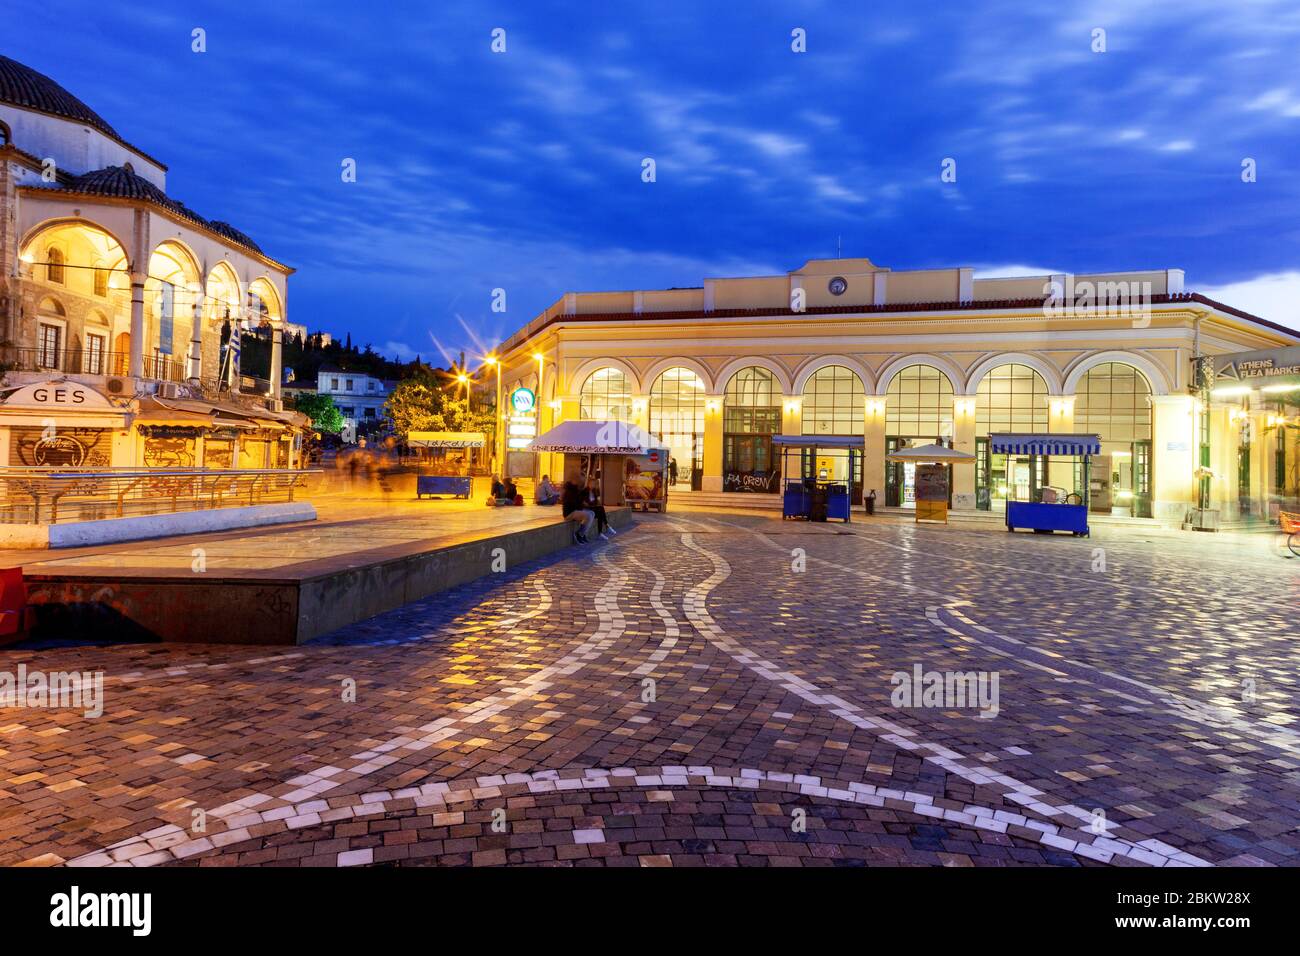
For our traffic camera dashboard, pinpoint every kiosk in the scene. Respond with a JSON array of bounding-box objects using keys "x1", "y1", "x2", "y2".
[
  {"x1": 408, "y1": 431, "x2": 486, "y2": 499},
  {"x1": 775, "y1": 436, "x2": 861, "y2": 522},
  {"x1": 992, "y1": 433, "x2": 1099, "y2": 537},
  {"x1": 528, "y1": 420, "x2": 670, "y2": 513},
  {"x1": 885, "y1": 442, "x2": 976, "y2": 524}
]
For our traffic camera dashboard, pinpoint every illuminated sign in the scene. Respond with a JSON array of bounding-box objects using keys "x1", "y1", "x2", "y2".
[{"x1": 510, "y1": 387, "x2": 536, "y2": 413}]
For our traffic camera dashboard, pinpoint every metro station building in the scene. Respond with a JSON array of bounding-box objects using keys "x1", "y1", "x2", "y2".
[
  {"x1": 497, "y1": 256, "x2": 1300, "y2": 525},
  {"x1": 0, "y1": 55, "x2": 303, "y2": 470}
]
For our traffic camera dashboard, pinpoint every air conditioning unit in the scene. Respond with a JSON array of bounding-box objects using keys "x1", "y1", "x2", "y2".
[
  {"x1": 106, "y1": 377, "x2": 129, "y2": 395},
  {"x1": 158, "y1": 382, "x2": 184, "y2": 399}
]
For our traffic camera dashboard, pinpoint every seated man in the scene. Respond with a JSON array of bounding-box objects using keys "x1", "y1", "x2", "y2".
[
  {"x1": 535, "y1": 475, "x2": 561, "y2": 506},
  {"x1": 503, "y1": 477, "x2": 520, "y2": 504},
  {"x1": 561, "y1": 480, "x2": 595, "y2": 543}
]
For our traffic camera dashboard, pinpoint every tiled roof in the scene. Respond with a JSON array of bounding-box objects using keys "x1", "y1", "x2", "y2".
[
  {"x1": 0, "y1": 54, "x2": 119, "y2": 138},
  {"x1": 31, "y1": 165, "x2": 275, "y2": 263},
  {"x1": 207, "y1": 221, "x2": 263, "y2": 254},
  {"x1": 502, "y1": 293, "x2": 1300, "y2": 351}
]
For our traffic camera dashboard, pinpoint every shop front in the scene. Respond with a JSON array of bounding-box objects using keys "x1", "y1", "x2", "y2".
[{"x1": 722, "y1": 366, "x2": 781, "y2": 493}]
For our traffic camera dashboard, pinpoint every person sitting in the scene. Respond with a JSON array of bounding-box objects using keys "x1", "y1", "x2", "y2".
[
  {"x1": 488, "y1": 474, "x2": 505, "y2": 507},
  {"x1": 561, "y1": 480, "x2": 595, "y2": 543},
  {"x1": 535, "y1": 475, "x2": 560, "y2": 506},
  {"x1": 585, "y1": 479, "x2": 615, "y2": 538},
  {"x1": 503, "y1": 477, "x2": 521, "y2": 505}
]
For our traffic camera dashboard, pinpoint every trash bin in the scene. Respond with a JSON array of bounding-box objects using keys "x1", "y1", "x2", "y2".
[
  {"x1": 809, "y1": 484, "x2": 829, "y2": 522},
  {"x1": 865, "y1": 489, "x2": 876, "y2": 515}
]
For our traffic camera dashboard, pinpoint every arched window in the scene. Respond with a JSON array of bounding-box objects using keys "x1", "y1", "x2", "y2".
[
  {"x1": 0, "y1": 121, "x2": 10, "y2": 146},
  {"x1": 649, "y1": 367, "x2": 705, "y2": 481},
  {"x1": 885, "y1": 365, "x2": 954, "y2": 439},
  {"x1": 801, "y1": 365, "x2": 865, "y2": 436},
  {"x1": 885, "y1": 365, "x2": 954, "y2": 508},
  {"x1": 46, "y1": 247, "x2": 65, "y2": 284},
  {"x1": 1075, "y1": 362, "x2": 1154, "y2": 517},
  {"x1": 723, "y1": 367, "x2": 782, "y2": 492},
  {"x1": 579, "y1": 367, "x2": 633, "y2": 420},
  {"x1": 976, "y1": 364, "x2": 1048, "y2": 435},
  {"x1": 974, "y1": 364, "x2": 1050, "y2": 511}
]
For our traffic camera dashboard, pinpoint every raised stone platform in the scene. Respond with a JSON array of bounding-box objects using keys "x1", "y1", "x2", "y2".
[{"x1": 3, "y1": 498, "x2": 631, "y2": 645}]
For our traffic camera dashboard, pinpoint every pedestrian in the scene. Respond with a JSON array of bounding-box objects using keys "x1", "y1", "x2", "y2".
[
  {"x1": 535, "y1": 474, "x2": 560, "y2": 506},
  {"x1": 561, "y1": 480, "x2": 595, "y2": 543},
  {"x1": 585, "y1": 478, "x2": 615, "y2": 538},
  {"x1": 669, "y1": 456, "x2": 679, "y2": 486}
]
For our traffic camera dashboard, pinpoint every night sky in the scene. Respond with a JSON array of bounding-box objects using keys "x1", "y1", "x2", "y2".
[{"x1": 11, "y1": 0, "x2": 1300, "y2": 363}]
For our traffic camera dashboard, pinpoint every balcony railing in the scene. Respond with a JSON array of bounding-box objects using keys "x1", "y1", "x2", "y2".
[
  {"x1": 0, "y1": 467, "x2": 321, "y2": 525},
  {"x1": 0, "y1": 347, "x2": 186, "y2": 382}
]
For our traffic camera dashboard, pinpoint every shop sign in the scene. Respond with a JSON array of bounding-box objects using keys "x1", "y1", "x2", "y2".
[
  {"x1": 1215, "y1": 346, "x2": 1300, "y2": 385},
  {"x1": 510, "y1": 387, "x2": 536, "y2": 413},
  {"x1": 4, "y1": 382, "x2": 115, "y2": 409}
]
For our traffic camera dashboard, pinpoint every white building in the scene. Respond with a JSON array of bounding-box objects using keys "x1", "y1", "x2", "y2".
[
  {"x1": 316, "y1": 367, "x2": 392, "y2": 435},
  {"x1": 0, "y1": 54, "x2": 304, "y2": 468}
]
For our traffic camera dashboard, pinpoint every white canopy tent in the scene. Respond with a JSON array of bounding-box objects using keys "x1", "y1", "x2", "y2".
[
  {"x1": 886, "y1": 443, "x2": 975, "y2": 464},
  {"x1": 527, "y1": 420, "x2": 663, "y2": 455}
]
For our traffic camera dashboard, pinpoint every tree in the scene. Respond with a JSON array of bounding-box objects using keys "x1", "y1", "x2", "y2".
[
  {"x1": 385, "y1": 369, "x2": 495, "y2": 441},
  {"x1": 291, "y1": 392, "x2": 344, "y2": 433}
]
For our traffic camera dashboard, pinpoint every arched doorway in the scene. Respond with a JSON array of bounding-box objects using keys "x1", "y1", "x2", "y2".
[
  {"x1": 884, "y1": 364, "x2": 954, "y2": 508},
  {"x1": 801, "y1": 365, "x2": 865, "y2": 502},
  {"x1": 973, "y1": 363, "x2": 1049, "y2": 511},
  {"x1": 649, "y1": 367, "x2": 705, "y2": 489},
  {"x1": 723, "y1": 366, "x2": 781, "y2": 492},
  {"x1": 1075, "y1": 362, "x2": 1153, "y2": 517}
]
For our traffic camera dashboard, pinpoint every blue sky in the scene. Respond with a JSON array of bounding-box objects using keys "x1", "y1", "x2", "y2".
[{"x1": 12, "y1": 0, "x2": 1300, "y2": 361}]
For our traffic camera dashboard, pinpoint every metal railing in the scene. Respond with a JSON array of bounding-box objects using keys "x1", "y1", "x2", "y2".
[
  {"x1": 0, "y1": 467, "x2": 321, "y2": 525},
  {"x1": 0, "y1": 347, "x2": 186, "y2": 382}
]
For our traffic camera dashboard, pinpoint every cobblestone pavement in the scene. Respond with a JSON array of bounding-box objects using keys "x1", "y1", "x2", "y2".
[{"x1": 2, "y1": 511, "x2": 1297, "y2": 867}]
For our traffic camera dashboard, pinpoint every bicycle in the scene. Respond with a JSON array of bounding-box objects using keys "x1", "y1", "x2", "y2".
[{"x1": 1281, "y1": 511, "x2": 1300, "y2": 558}]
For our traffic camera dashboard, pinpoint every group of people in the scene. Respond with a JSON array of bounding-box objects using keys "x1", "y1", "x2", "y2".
[
  {"x1": 488, "y1": 473, "x2": 614, "y2": 543},
  {"x1": 489, "y1": 476, "x2": 522, "y2": 506}
]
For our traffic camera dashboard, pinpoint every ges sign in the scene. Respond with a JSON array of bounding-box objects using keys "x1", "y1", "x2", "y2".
[{"x1": 4, "y1": 382, "x2": 114, "y2": 408}]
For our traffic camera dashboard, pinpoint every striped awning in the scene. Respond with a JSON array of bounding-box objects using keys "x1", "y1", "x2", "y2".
[{"x1": 989, "y1": 433, "x2": 1101, "y2": 456}]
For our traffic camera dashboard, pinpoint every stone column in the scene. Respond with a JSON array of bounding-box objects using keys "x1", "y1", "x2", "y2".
[
  {"x1": 863, "y1": 398, "x2": 887, "y2": 503},
  {"x1": 702, "y1": 395, "x2": 724, "y2": 492},
  {"x1": 780, "y1": 395, "x2": 800, "y2": 435},
  {"x1": 1150, "y1": 393, "x2": 1197, "y2": 524},
  {"x1": 269, "y1": 322, "x2": 283, "y2": 401},
  {"x1": 129, "y1": 273, "x2": 146, "y2": 379},
  {"x1": 952, "y1": 396, "x2": 977, "y2": 509},
  {"x1": 188, "y1": 294, "x2": 204, "y2": 385}
]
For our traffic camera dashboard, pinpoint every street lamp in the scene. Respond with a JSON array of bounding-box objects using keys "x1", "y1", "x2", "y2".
[{"x1": 484, "y1": 355, "x2": 502, "y2": 473}]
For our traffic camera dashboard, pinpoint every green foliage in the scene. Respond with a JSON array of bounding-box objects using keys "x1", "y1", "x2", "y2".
[
  {"x1": 291, "y1": 392, "x2": 344, "y2": 433},
  {"x1": 385, "y1": 369, "x2": 497, "y2": 443}
]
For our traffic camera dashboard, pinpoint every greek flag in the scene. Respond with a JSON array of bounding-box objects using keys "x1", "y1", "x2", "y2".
[{"x1": 224, "y1": 320, "x2": 242, "y2": 387}]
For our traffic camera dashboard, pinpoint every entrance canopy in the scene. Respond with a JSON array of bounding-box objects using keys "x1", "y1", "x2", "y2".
[
  {"x1": 407, "y1": 431, "x2": 486, "y2": 448},
  {"x1": 989, "y1": 433, "x2": 1100, "y2": 456},
  {"x1": 772, "y1": 435, "x2": 865, "y2": 449},
  {"x1": 529, "y1": 420, "x2": 662, "y2": 455},
  {"x1": 887, "y1": 443, "x2": 975, "y2": 464}
]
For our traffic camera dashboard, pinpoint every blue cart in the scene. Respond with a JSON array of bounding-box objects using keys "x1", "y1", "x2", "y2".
[
  {"x1": 990, "y1": 433, "x2": 1100, "y2": 537},
  {"x1": 416, "y1": 475, "x2": 473, "y2": 499},
  {"x1": 774, "y1": 436, "x2": 862, "y2": 522}
]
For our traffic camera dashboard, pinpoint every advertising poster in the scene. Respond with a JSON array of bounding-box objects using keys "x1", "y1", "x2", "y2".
[
  {"x1": 624, "y1": 451, "x2": 665, "y2": 501},
  {"x1": 914, "y1": 464, "x2": 949, "y2": 502}
]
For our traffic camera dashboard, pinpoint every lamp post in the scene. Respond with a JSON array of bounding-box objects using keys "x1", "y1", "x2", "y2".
[{"x1": 484, "y1": 355, "x2": 502, "y2": 474}]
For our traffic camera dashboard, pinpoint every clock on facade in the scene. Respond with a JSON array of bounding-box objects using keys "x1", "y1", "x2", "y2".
[{"x1": 828, "y1": 276, "x2": 848, "y2": 296}]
